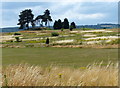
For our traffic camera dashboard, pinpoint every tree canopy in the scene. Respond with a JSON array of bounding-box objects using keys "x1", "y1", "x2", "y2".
[
  {"x1": 53, "y1": 20, "x2": 58, "y2": 29},
  {"x1": 53, "y1": 19, "x2": 62, "y2": 29},
  {"x1": 53, "y1": 18, "x2": 70, "y2": 30},
  {"x1": 18, "y1": 9, "x2": 52, "y2": 29},
  {"x1": 70, "y1": 22, "x2": 76, "y2": 31},
  {"x1": 63, "y1": 18, "x2": 69, "y2": 29},
  {"x1": 17, "y1": 9, "x2": 34, "y2": 29},
  {"x1": 18, "y1": 9, "x2": 77, "y2": 30},
  {"x1": 35, "y1": 9, "x2": 52, "y2": 27},
  {"x1": 70, "y1": 22, "x2": 76, "y2": 29}
]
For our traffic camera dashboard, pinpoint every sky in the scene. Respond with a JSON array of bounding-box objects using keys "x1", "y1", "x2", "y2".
[{"x1": 1, "y1": 1, "x2": 119, "y2": 28}]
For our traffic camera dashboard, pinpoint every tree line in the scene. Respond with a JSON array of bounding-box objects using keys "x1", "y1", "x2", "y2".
[
  {"x1": 17, "y1": 9, "x2": 76, "y2": 30},
  {"x1": 53, "y1": 18, "x2": 76, "y2": 30}
]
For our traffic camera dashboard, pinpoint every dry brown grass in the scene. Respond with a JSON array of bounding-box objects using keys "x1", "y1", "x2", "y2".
[
  {"x1": 52, "y1": 44, "x2": 119, "y2": 48},
  {"x1": 2, "y1": 62, "x2": 118, "y2": 86}
]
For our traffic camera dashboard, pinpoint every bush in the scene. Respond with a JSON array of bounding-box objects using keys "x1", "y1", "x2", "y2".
[
  {"x1": 46, "y1": 38, "x2": 49, "y2": 44},
  {"x1": 15, "y1": 37, "x2": 21, "y2": 42},
  {"x1": 14, "y1": 33, "x2": 21, "y2": 35},
  {"x1": 51, "y1": 32, "x2": 59, "y2": 36},
  {"x1": 61, "y1": 28, "x2": 64, "y2": 31}
]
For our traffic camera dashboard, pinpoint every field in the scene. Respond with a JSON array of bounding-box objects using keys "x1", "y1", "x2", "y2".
[
  {"x1": 3, "y1": 48, "x2": 118, "y2": 67},
  {"x1": 1, "y1": 28, "x2": 119, "y2": 86}
]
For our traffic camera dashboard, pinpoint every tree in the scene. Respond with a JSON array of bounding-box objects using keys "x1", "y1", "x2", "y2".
[
  {"x1": 17, "y1": 9, "x2": 34, "y2": 29},
  {"x1": 35, "y1": 9, "x2": 52, "y2": 27},
  {"x1": 61, "y1": 22, "x2": 64, "y2": 28},
  {"x1": 46, "y1": 38, "x2": 49, "y2": 44},
  {"x1": 31, "y1": 20, "x2": 35, "y2": 28},
  {"x1": 70, "y1": 22, "x2": 76, "y2": 31},
  {"x1": 57, "y1": 19, "x2": 62, "y2": 29},
  {"x1": 53, "y1": 20, "x2": 58, "y2": 29},
  {"x1": 43, "y1": 9, "x2": 52, "y2": 27},
  {"x1": 53, "y1": 19, "x2": 62, "y2": 29},
  {"x1": 63, "y1": 18, "x2": 69, "y2": 29},
  {"x1": 70, "y1": 22, "x2": 76, "y2": 29}
]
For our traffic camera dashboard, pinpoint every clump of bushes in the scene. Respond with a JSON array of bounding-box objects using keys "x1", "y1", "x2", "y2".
[
  {"x1": 14, "y1": 33, "x2": 21, "y2": 35},
  {"x1": 51, "y1": 32, "x2": 59, "y2": 36}
]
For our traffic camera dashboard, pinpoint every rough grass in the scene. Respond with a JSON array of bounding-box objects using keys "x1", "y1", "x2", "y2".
[
  {"x1": 2, "y1": 62, "x2": 118, "y2": 86},
  {"x1": 1, "y1": 29, "x2": 119, "y2": 48}
]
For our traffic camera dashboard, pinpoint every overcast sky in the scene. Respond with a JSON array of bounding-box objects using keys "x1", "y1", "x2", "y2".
[{"x1": 1, "y1": 1, "x2": 118, "y2": 27}]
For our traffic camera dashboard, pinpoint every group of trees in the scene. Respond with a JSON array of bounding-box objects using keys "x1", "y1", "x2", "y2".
[
  {"x1": 17, "y1": 9, "x2": 76, "y2": 30},
  {"x1": 17, "y1": 9, "x2": 52, "y2": 29},
  {"x1": 53, "y1": 18, "x2": 76, "y2": 30}
]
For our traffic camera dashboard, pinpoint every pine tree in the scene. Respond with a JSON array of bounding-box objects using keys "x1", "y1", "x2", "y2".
[
  {"x1": 71, "y1": 22, "x2": 76, "y2": 28},
  {"x1": 17, "y1": 9, "x2": 34, "y2": 29},
  {"x1": 57, "y1": 19, "x2": 62, "y2": 29},
  {"x1": 63, "y1": 18, "x2": 69, "y2": 29},
  {"x1": 53, "y1": 20, "x2": 58, "y2": 29},
  {"x1": 70, "y1": 22, "x2": 76, "y2": 31}
]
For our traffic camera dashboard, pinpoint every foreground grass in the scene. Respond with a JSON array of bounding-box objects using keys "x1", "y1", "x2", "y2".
[
  {"x1": 2, "y1": 62, "x2": 118, "y2": 86},
  {"x1": 2, "y1": 48, "x2": 118, "y2": 67}
]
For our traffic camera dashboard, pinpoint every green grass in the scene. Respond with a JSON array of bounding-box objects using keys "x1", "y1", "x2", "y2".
[{"x1": 2, "y1": 48, "x2": 118, "y2": 68}]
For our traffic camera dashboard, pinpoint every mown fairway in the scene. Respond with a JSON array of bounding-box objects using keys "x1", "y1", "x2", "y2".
[{"x1": 2, "y1": 48, "x2": 118, "y2": 67}]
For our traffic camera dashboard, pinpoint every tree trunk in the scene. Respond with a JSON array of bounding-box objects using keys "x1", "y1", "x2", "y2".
[
  {"x1": 48, "y1": 21, "x2": 50, "y2": 28},
  {"x1": 26, "y1": 23, "x2": 29, "y2": 30}
]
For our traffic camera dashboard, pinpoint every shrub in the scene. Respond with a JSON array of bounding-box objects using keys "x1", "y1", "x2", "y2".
[
  {"x1": 14, "y1": 33, "x2": 21, "y2": 35},
  {"x1": 51, "y1": 32, "x2": 59, "y2": 36},
  {"x1": 61, "y1": 28, "x2": 64, "y2": 31},
  {"x1": 69, "y1": 25, "x2": 74, "y2": 31},
  {"x1": 15, "y1": 37, "x2": 21, "y2": 42},
  {"x1": 46, "y1": 38, "x2": 49, "y2": 44}
]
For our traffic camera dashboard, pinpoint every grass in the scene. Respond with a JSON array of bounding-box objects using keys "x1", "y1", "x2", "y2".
[
  {"x1": 2, "y1": 48, "x2": 118, "y2": 67},
  {"x1": 2, "y1": 62, "x2": 118, "y2": 86}
]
